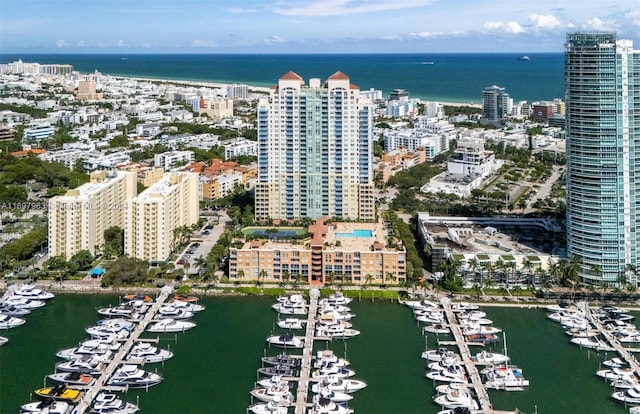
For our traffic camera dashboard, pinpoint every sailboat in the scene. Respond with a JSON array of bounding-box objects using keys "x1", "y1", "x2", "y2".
[{"x1": 481, "y1": 333, "x2": 529, "y2": 391}]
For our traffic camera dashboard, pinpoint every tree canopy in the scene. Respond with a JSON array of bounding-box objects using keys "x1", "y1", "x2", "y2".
[{"x1": 101, "y1": 256, "x2": 150, "y2": 287}]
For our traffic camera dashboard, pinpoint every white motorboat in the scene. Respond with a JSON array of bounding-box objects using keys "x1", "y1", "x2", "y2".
[
  {"x1": 565, "y1": 328, "x2": 600, "y2": 338},
  {"x1": 0, "y1": 336, "x2": 7, "y2": 346},
  {"x1": 0, "y1": 313, "x2": 26, "y2": 329},
  {"x1": 428, "y1": 356, "x2": 463, "y2": 372},
  {"x1": 318, "y1": 303, "x2": 351, "y2": 314},
  {"x1": 86, "y1": 326, "x2": 130, "y2": 340},
  {"x1": 0, "y1": 304, "x2": 31, "y2": 317},
  {"x1": 20, "y1": 399, "x2": 71, "y2": 414},
  {"x1": 631, "y1": 406, "x2": 640, "y2": 414},
  {"x1": 248, "y1": 398, "x2": 289, "y2": 414},
  {"x1": 107, "y1": 364, "x2": 163, "y2": 388},
  {"x1": 458, "y1": 315, "x2": 493, "y2": 326},
  {"x1": 435, "y1": 383, "x2": 471, "y2": 395},
  {"x1": 13, "y1": 284, "x2": 55, "y2": 300},
  {"x1": 416, "y1": 313, "x2": 447, "y2": 324},
  {"x1": 313, "y1": 350, "x2": 350, "y2": 369},
  {"x1": 168, "y1": 299, "x2": 205, "y2": 312},
  {"x1": 318, "y1": 310, "x2": 354, "y2": 323},
  {"x1": 96, "y1": 318, "x2": 135, "y2": 330},
  {"x1": 2, "y1": 296, "x2": 45, "y2": 309},
  {"x1": 250, "y1": 384, "x2": 294, "y2": 403},
  {"x1": 262, "y1": 353, "x2": 299, "y2": 367},
  {"x1": 451, "y1": 302, "x2": 479, "y2": 312},
  {"x1": 272, "y1": 303, "x2": 308, "y2": 315},
  {"x1": 311, "y1": 364, "x2": 356, "y2": 381},
  {"x1": 90, "y1": 393, "x2": 139, "y2": 414},
  {"x1": 312, "y1": 387, "x2": 353, "y2": 403},
  {"x1": 609, "y1": 376, "x2": 639, "y2": 389},
  {"x1": 426, "y1": 364, "x2": 468, "y2": 383},
  {"x1": 319, "y1": 292, "x2": 352, "y2": 306},
  {"x1": 257, "y1": 364, "x2": 297, "y2": 377},
  {"x1": 316, "y1": 324, "x2": 360, "y2": 340},
  {"x1": 153, "y1": 305, "x2": 194, "y2": 320},
  {"x1": 276, "y1": 294, "x2": 306, "y2": 306},
  {"x1": 424, "y1": 324, "x2": 450, "y2": 335},
  {"x1": 147, "y1": 318, "x2": 196, "y2": 333},
  {"x1": 256, "y1": 375, "x2": 290, "y2": 389},
  {"x1": 47, "y1": 371, "x2": 96, "y2": 386},
  {"x1": 277, "y1": 318, "x2": 306, "y2": 330},
  {"x1": 126, "y1": 342, "x2": 173, "y2": 363},
  {"x1": 597, "y1": 365, "x2": 636, "y2": 379},
  {"x1": 603, "y1": 357, "x2": 626, "y2": 368},
  {"x1": 311, "y1": 376, "x2": 367, "y2": 393},
  {"x1": 422, "y1": 348, "x2": 460, "y2": 362},
  {"x1": 433, "y1": 389, "x2": 480, "y2": 410},
  {"x1": 437, "y1": 409, "x2": 473, "y2": 414},
  {"x1": 310, "y1": 397, "x2": 353, "y2": 414},
  {"x1": 612, "y1": 385, "x2": 640, "y2": 404},
  {"x1": 266, "y1": 334, "x2": 304, "y2": 348},
  {"x1": 97, "y1": 302, "x2": 148, "y2": 319},
  {"x1": 57, "y1": 339, "x2": 121, "y2": 360},
  {"x1": 471, "y1": 350, "x2": 510, "y2": 365},
  {"x1": 461, "y1": 324, "x2": 501, "y2": 336},
  {"x1": 55, "y1": 356, "x2": 105, "y2": 375},
  {"x1": 404, "y1": 299, "x2": 439, "y2": 310},
  {"x1": 571, "y1": 336, "x2": 604, "y2": 349},
  {"x1": 482, "y1": 365, "x2": 529, "y2": 390}
]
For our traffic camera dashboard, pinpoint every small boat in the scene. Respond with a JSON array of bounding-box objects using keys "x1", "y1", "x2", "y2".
[
  {"x1": 437, "y1": 408, "x2": 472, "y2": 414},
  {"x1": 404, "y1": 299, "x2": 439, "y2": 310},
  {"x1": 256, "y1": 375, "x2": 290, "y2": 389},
  {"x1": 433, "y1": 389, "x2": 479, "y2": 410},
  {"x1": 518, "y1": 55, "x2": 530, "y2": 61},
  {"x1": 107, "y1": 364, "x2": 163, "y2": 388},
  {"x1": 12, "y1": 284, "x2": 55, "y2": 300},
  {"x1": 451, "y1": 302, "x2": 479, "y2": 312},
  {"x1": 173, "y1": 294, "x2": 200, "y2": 303},
  {"x1": 318, "y1": 310, "x2": 354, "y2": 322},
  {"x1": 266, "y1": 334, "x2": 304, "y2": 348},
  {"x1": 318, "y1": 303, "x2": 351, "y2": 314},
  {"x1": 319, "y1": 292, "x2": 352, "y2": 306},
  {"x1": 310, "y1": 397, "x2": 353, "y2": 413},
  {"x1": 262, "y1": 353, "x2": 299, "y2": 367},
  {"x1": 311, "y1": 364, "x2": 356, "y2": 381},
  {"x1": 416, "y1": 313, "x2": 447, "y2": 324},
  {"x1": 609, "y1": 376, "x2": 639, "y2": 389},
  {"x1": 424, "y1": 324, "x2": 450, "y2": 334},
  {"x1": 90, "y1": 393, "x2": 139, "y2": 414},
  {"x1": 57, "y1": 338, "x2": 121, "y2": 359},
  {"x1": 471, "y1": 350, "x2": 510, "y2": 365},
  {"x1": 55, "y1": 356, "x2": 105, "y2": 375},
  {"x1": 0, "y1": 336, "x2": 7, "y2": 346},
  {"x1": 0, "y1": 304, "x2": 31, "y2": 317},
  {"x1": 426, "y1": 364, "x2": 468, "y2": 383},
  {"x1": 257, "y1": 364, "x2": 297, "y2": 377},
  {"x1": 603, "y1": 357, "x2": 626, "y2": 368},
  {"x1": 277, "y1": 318, "x2": 306, "y2": 330},
  {"x1": 276, "y1": 294, "x2": 306, "y2": 306},
  {"x1": 97, "y1": 302, "x2": 148, "y2": 319},
  {"x1": 481, "y1": 365, "x2": 529, "y2": 391},
  {"x1": 123, "y1": 293, "x2": 152, "y2": 302},
  {"x1": 310, "y1": 376, "x2": 367, "y2": 393},
  {"x1": 631, "y1": 406, "x2": 640, "y2": 414},
  {"x1": 272, "y1": 303, "x2": 307, "y2": 315},
  {"x1": 0, "y1": 313, "x2": 26, "y2": 329},
  {"x1": 465, "y1": 334, "x2": 499, "y2": 346},
  {"x1": 461, "y1": 324, "x2": 501, "y2": 336},
  {"x1": 147, "y1": 318, "x2": 196, "y2": 333},
  {"x1": 20, "y1": 398, "x2": 71, "y2": 414},
  {"x1": 168, "y1": 299, "x2": 205, "y2": 312},
  {"x1": 126, "y1": 342, "x2": 173, "y2": 363},
  {"x1": 153, "y1": 305, "x2": 194, "y2": 321},
  {"x1": 435, "y1": 383, "x2": 471, "y2": 395},
  {"x1": 2, "y1": 296, "x2": 45, "y2": 309},
  {"x1": 248, "y1": 397, "x2": 290, "y2": 414},
  {"x1": 47, "y1": 371, "x2": 95, "y2": 386},
  {"x1": 428, "y1": 356, "x2": 463, "y2": 372},
  {"x1": 34, "y1": 385, "x2": 83, "y2": 403},
  {"x1": 315, "y1": 325, "x2": 360, "y2": 340},
  {"x1": 312, "y1": 387, "x2": 353, "y2": 403},
  {"x1": 249, "y1": 384, "x2": 294, "y2": 403},
  {"x1": 86, "y1": 326, "x2": 130, "y2": 340},
  {"x1": 313, "y1": 350, "x2": 350, "y2": 369},
  {"x1": 612, "y1": 385, "x2": 640, "y2": 404},
  {"x1": 422, "y1": 348, "x2": 460, "y2": 362},
  {"x1": 571, "y1": 336, "x2": 604, "y2": 349}
]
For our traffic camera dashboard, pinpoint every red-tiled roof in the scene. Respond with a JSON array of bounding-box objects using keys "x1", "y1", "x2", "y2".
[
  {"x1": 328, "y1": 71, "x2": 349, "y2": 80},
  {"x1": 11, "y1": 148, "x2": 46, "y2": 157},
  {"x1": 280, "y1": 71, "x2": 303, "y2": 81}
]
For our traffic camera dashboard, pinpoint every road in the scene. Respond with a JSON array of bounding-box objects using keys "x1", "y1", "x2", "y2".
[{"x1": 523, "y1": 165, "x2": 564, "y2": 213}]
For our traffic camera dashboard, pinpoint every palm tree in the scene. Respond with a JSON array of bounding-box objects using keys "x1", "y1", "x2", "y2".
[
  {"x1": 386, "y1": 271, "x2": 397, "y2": 285},
  {"x1": 257, "y1": 269, "x2": 267, "y2": 286},
  {"x1": 194, "y1": 256, "x2": 207, "y2": 276},
  {"x1": 365, "y1": 273, "x2": 373, "y2": 287},
  {"x1": 237, "y1": 269, "x2": 245, "y2": 283},
  {"x1": 327, "y1": 271, "x2": 336, "y2": 286}
]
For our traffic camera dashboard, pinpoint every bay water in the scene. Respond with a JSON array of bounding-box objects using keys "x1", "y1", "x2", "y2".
[{"x1": 0, "y1": 293, "x2": 631, "y2": 413}]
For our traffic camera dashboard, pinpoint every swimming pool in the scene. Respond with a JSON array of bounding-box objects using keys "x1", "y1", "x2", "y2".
[{"x1": 335, "y1": 229, "x2": 373, "y2": 238}]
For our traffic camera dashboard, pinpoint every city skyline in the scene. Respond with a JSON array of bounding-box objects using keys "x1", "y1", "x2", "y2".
[{"x1": 1, "y1": 0, "x2": 639, "y2": 54}]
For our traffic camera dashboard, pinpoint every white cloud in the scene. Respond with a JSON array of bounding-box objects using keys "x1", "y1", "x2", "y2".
[
  {"x1": 586, "y1": 16, "x2": 607, "y2": 29},
  {"x1": 142, "y1": 42, "x2": 151, "y2": 48},
  {"x1": 529, "y1": 13, "x2": 560, "y2": 29},
  {"x1": 483, "y1": 21, "x2": 523, "y2": 34},
  {"x1": 76, "y1": 40, "x2": 86, "y2": 47},
  {"x1": 191, "y1": 39, "x2": 218, "y2": 47},
  {"x1": 228, "y1": 7, "x2": 257, "y2": 13},
  {"x1": 263, "y1": 35, "x2": 286, "y2": 44},
  {"x1": 625, "y1": 9, "x2": 640, "y2": 26},
  {"x1": 273, "y1": 0, "x2": 435, "y2": 17},
  {"x1": 115, "y1": 40, "x2": 127, "y2": 47},
  {"x1": 55, "y1": 40, "x2": 68, "y2": 48},
  {"x1": 382, "y1": 35, "x2": 402, "y2": 41}
]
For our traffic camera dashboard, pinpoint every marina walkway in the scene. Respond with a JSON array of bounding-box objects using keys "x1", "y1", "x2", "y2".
[
  {"x1": 440, "y1": 298, "x2": 494, "y2": 414},
  {"x1": 293, "y1": 289, "x2": 319, "y2": 414},
  {"x1": 73, "y1": 287, "x2": 172, "y2": 414},
  {"x1": 580, "y1": 302, "x2": 640, "y2": 372}
]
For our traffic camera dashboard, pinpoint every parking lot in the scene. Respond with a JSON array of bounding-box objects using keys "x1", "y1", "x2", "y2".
[{"x1": 174, "y1": 211, "x2": 231, "y2": 277}]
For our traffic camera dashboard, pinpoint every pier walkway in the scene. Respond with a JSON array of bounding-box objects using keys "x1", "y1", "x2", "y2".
[
  {"x1": 580, "y1": 302, "x2": 640, "y2": 371},
  {"x1": 294, "y1": 289, "x2": 319, "y2": 414},
  {"x1": 73, "y1": 287, "x2": 172, "y2": 414},
  {"x1": 440, "y1": 298, "x2": 494, "y2": 414}
]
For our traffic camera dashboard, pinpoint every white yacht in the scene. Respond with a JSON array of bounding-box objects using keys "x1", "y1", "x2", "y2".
[
  {"x1": 86, "y1": 326, "x2": 130, "y2": 340},
  {"x1": 13, "y1": 284, "x2": 55, "y2": 300},
  {"x1": 90, "y1": 393, "x2": 139, "y2": 414},
  {"x1": 0, "y1": 313, "x2": 26, "y2": 329},
  {"x1": 312, "y1": 387, "x2": 353, "y2": 403},
  {"x1": 403, "y1": 299, "x2": 439, "y2": 310},
  {"x1": 168, "y1": 299, "x2": 205, "y2": 312},
  {"x1": 313, "y1": 350, "x2": 350, "y2": 369},
  {"x1": 108, "y1": 365, "x2": 163, "y2": 388},
  {"x1": 570, "y1": 335, "x2": 604, "y2": 349},
  {"x1": 416, "y1": 313, "x2": 447, "y2": 325},
  {"x1": 47, "y1": 371, "x2": 96, "y2": 387},
  {"x1": 97, "y1": 302, "x2": 148, "y2": 319},
  {"x1": 471, "y1": 350, "x2": 510, "y2": 365},
  {"x1": 277, "y1": 318, "x2": 306, "y2": 330},
  {"x1": 315, "y1": 324, "x2": 360, "y2": 340},
  {"x1": 482, "y1": 365, "x2": 529, "y2": 390},
  {"x1": 612, "y1": 385, "x2": 640, "y2": 404},
  {"x1": 451, "y1": 302, "x2": 479, "y2": 312},
  {"x1": 55, "y1": 356, "x2": 105, "y2": 375},
  {"x1": 154, "y1": 305, "x2": 194, "y2": 320},
  {"x1": 422, "y1": 348, "x2": 460, "y2": 362},
  {"x1": 3, "y1": 296, "x2": 45, "y2": 309},
  {"x1": 256, "y1": 375, "x2": 290, "y2": 389},
  {"x1": 0, "y1": 336, "x2": 7, "y2": 346},
  {"x1": 433, "y1": 388, "x2": 480, "y2": 410},
  {"x1": 126, "y1": 342, "x2": 173, "y2": 363},
  {"x1": 310, "y1": 397, "x2": 353, "y2": 414},
  {"x1": 250, "y1": 384, "x2": 294, "y2": 404},
  {"x1": 0, "y1": 304, "x2": 31, "y2": 317},
  {"x1": 248, "y1": 398, "x2": 289, "y2": 414},
  {"x1": 318, "y1": 303, "x2": 351, "y2": 314},
  {"x1": 424, "y1": 324, "x2": 450, "y2": 335},
  {"x1": 266, "y1": 334, "x2": 304, "y2": 348},
  {"x1": 426, "y1": 364, "x2": 468, "y2": 383},
  {"x1": 57, "y1": 338, "x2": 121, "y2": 359},
  {"x1": 272, "y1": 303, "x2": 307, "y2": 315},
  {"x1": 147, "y1": 318, "x2": 196, "y2": 333},
  {"x1": 311, "y1": 376, "x2": 367, "y2": 393},
  {"x1": 20, "y1": 399, "x2": 71, "y2": 414},
  {"x1": 310, "y1": 364, "x2": 356, "y2": 381},
  {"x1": 428, "y1": 356, "x2": 464, "y2": 372},
  {"x1": 276, "y1": 294, "x2": 306, "y2": 306},
  {"x1": 460, "y1": 324, "x2": 501, "y2": 336},
  {"x1": 257, "y1": 364, "x2": 297, "y2": 377},
  {"x1": 319, "y1": 292, "x2": 352, "y2": 306},
  {"x1": 318, "y1": 310, "x2": 354, "y2": 323},
  {"x1": 261, "y1": 353, "x2": 298, "y2": 367}
]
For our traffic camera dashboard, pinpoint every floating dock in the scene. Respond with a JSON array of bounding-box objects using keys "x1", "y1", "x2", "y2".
[
  {"x1": 72, "y1": 287, "x2": 172, "y2": 414},
  {"x1": 293, "y1": 289, "x2": 319, "y2": 414},
  {"x1": 440, "y1": 297, "x2": 495, "y2": 414}
]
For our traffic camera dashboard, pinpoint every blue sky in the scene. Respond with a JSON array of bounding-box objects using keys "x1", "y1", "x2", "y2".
[{"x1": 2, "y1": 0, "x2": 639, "y2": 53}]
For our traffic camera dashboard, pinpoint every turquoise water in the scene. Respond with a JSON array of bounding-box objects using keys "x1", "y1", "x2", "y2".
[
  {"x1": 1, "y1": 294, "x2": 632, "y2": 413},
  {"x1": 0, "y1": 53, "x2": 564, "y2": 103},
  {"x1": 336, "y1": 229, "x2": 373, "y2": 238}
]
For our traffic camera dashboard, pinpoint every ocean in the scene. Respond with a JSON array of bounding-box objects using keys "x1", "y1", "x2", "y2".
[
  {"x1": 0, "y1": 53, "x2": 564, "y2": 104},
  {"x1": 0, "y1": 293, "x2": 630, "y2": 414}
]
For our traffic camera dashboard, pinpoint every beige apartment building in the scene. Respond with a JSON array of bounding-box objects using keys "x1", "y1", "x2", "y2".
[
  {"x1": 229, "y1": 218, "x2": 406, "y2": 285},
  {"x1": 124, "y1": 172, "x2": 199, "y2": 262},
  {"x1": 48, "y1": 170, "x2": 137, "y2": 258}
]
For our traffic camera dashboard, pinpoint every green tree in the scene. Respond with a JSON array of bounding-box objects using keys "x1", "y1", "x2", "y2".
[
  {"x1": 69, "y1": 250, "x2": 94, "y2": 271},
  {"x1": 101, "y1": 256, "x2": 150, "y2": 287},
  {"x1": 104, "y1": 226, "x2": 124, "y2": 256}
]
